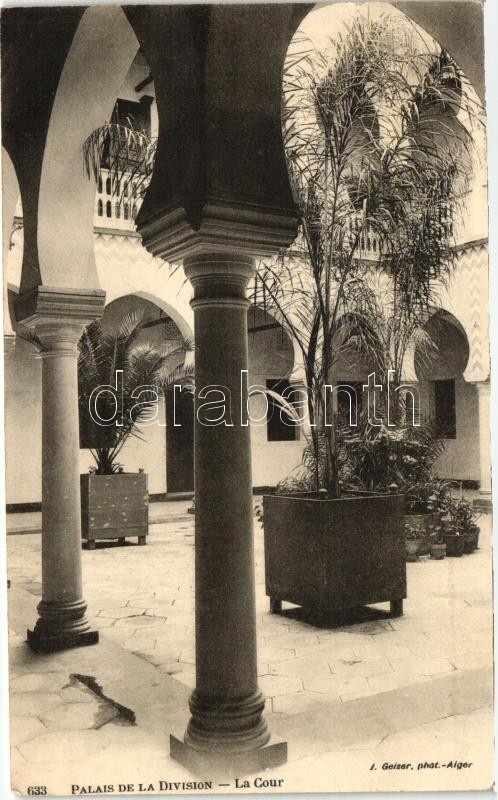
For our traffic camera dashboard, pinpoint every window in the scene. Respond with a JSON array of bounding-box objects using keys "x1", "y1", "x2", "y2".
[
  {"x1": 97, "y1": 199, "x2": 103, "y2": 217},
  {"x1": 106, "y1": 200, "x2": 112, "y2": 218},
  {"x1": 266, "y1": 379, "x2": 299, "y2": 442},
  {"x1": 112, "y1": 96, "x2": 153, "y2": 135},
  {"x1": 434, "y1": 379, "x2": 456, "y2": 439}
]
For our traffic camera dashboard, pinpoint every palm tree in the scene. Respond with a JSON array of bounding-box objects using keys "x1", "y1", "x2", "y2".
[
  {"x1": 251, "y1": 13, "x2": 480, "y2": 497},
  {"x1": 78, "y1": 309, "x2": 193, "y2": 474}
]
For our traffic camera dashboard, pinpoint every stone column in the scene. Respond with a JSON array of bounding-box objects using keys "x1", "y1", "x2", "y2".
[
  {"x1": 475, "y1": 380, "x2": 492, "y2": 506},
  {"x1": 170, "y1": 252, "x2": 286, "y2": 773},
  {"x1": 16, "y1": 287, "x2": 105, "y2": 653}
]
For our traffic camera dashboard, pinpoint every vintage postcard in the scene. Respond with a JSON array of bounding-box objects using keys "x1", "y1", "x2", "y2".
[{"x1": 1, "y1": 1, "x2": 494, "y2": 796}]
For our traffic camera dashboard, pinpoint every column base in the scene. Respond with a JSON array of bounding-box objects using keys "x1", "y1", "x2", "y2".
[
  {"x1": 170, "y1": 734, "x2": 287, "y2": 777},
  {"x1": 27, "y1": 627, "x2": 99, "y2": 654}
]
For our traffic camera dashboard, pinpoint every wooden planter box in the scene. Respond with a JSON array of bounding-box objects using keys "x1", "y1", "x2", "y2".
[
  {"x1": 81, "y1": 473, "x2": 148, "y2": 548},
  {"x1": 263, "y1": 492, "x2": 406, "y2": 617}
]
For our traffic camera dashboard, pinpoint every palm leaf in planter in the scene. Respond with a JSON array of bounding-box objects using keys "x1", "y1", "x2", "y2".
[{"x1": 78, "y1": 309, "x2": 194, "y2": 474}]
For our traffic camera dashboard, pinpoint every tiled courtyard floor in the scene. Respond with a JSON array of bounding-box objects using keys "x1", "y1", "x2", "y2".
[{"x1": 5, "y1": 499, "x2": 494, "y2": 794}]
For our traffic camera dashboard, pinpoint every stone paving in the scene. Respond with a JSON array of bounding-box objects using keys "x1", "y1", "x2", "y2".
[{"x1": 5, "y1": 498, "x2": 494, "y2": 794}]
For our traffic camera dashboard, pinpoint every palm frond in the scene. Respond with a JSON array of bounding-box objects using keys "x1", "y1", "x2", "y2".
[
  {"x1": 83, "y1": 122, "x2": 157, "y2": 204},
  {"x1": 78, "y1": 311, "x2": 193, "y2": 474}
]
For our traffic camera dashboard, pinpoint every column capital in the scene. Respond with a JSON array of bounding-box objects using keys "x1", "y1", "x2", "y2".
[
  {"x1": 464, "y1": 367, "x2": 490, "y2": 384},
  {"x1": 138, "y1": 202, "x2": 299, "y2": 265},
  {"x1": 14, "y1": 286, "x2": 106, "y2": 349},
  {"x1": 184, "y1": 251, "x2": 255, "y2": 308}
]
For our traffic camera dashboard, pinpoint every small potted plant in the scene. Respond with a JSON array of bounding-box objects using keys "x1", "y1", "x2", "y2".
[
  {"x1": 441, "y1": 497, "x2": 480, "y2": 555},
  {"x1": 404, "y1": 477, "x2": 450, "y2": 555},
  {"x1": 404, "y1": 522, "x2": 424, "y2": 562},
  {"x1": 439, "y1": 496, "x2": 466, "y2": 557},
  {"x1": 441, "y1": 519, "x2": 466, "y2": 557},
  {"x1": 456, "y1": 500, "x2": 480, "y2": 553},
  {"x1": 464, "y1": 522, "x2": 481, "y2": 554},
  {"x1": 429, "y1": 522, "x2": 446, "y2": 559}
]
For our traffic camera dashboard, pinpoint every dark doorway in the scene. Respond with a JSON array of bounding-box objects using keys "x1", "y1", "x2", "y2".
[
  {"x1": 166, "y1": 389, "x2": 194, "y2": 493},
  {"x1": 434, "y1": 378, "x2": 457, "y2": 439},
  {"x1": 336, "y1": 380, "x2": 364, "y2": 425},
  {"x1": 266, "y1": 379, "x2": 299, "y2": 442}
]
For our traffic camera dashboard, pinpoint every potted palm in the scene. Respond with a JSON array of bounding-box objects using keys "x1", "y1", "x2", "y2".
[
  {"x1": 259, "y1": 14, "x2": 475, "y2": 618},
  {"x1": 78, "y1": 310, "x2": 193, "y2": 547}
]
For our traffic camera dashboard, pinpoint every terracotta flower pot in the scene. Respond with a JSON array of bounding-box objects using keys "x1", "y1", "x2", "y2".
[
  {"x1": 444, "y1": 532, "x2": 466, "y2": 557},
  {"x1": 430, "y1": 542, "x2": 446, "y2": 560},
  {"x1": 405, "y1": 539, "x2": 421, "y2": 562},
  {"x1": 464, "y1": 528, "x2": 479, "y2": 553},
  {"x1": 404, "y1": 513, "x2": 439, "y2": 556}
]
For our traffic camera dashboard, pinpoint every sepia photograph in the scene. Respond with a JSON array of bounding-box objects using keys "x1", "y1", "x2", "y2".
[{"x1": 1, "y1": 1, "x2": 494, "y2": 796}]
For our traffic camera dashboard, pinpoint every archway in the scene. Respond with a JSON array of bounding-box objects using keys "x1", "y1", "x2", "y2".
[
  {"x1": 34, "y1": 6, "x2": 139, "y2": 293},
  {"x1": 293, "y1": 2, "x2": 484, "y2": 103},
  {"x1": 415, "y1": 309, "x2": 478, "y2": 481},
  {"x1": 84, "y1": 293, "x2": 194, "y2": 496},
  {"x1": 284, "y1": 2, "x2": 483, "y2": 195}
]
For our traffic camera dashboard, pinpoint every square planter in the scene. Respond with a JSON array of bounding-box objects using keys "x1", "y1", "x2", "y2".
[
  {"x1": 81, "y1": 472, "x2": 148, "y2": 548},
  {"x1": 263, "y1": 492, "x2": 406, "y2": 617}
]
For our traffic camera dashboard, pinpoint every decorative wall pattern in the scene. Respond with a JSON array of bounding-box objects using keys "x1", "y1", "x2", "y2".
[{"x1": 456, "y1": 240, "x2": 490, "y2": 383}]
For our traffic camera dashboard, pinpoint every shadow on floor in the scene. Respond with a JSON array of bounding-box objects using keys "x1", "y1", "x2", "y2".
[
  {"x1": 277, "y1": 603, "x2": 395, "y2": 629},
  {"x1": 82, "y1": 540, "x2": 144, "y2": 550}
]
